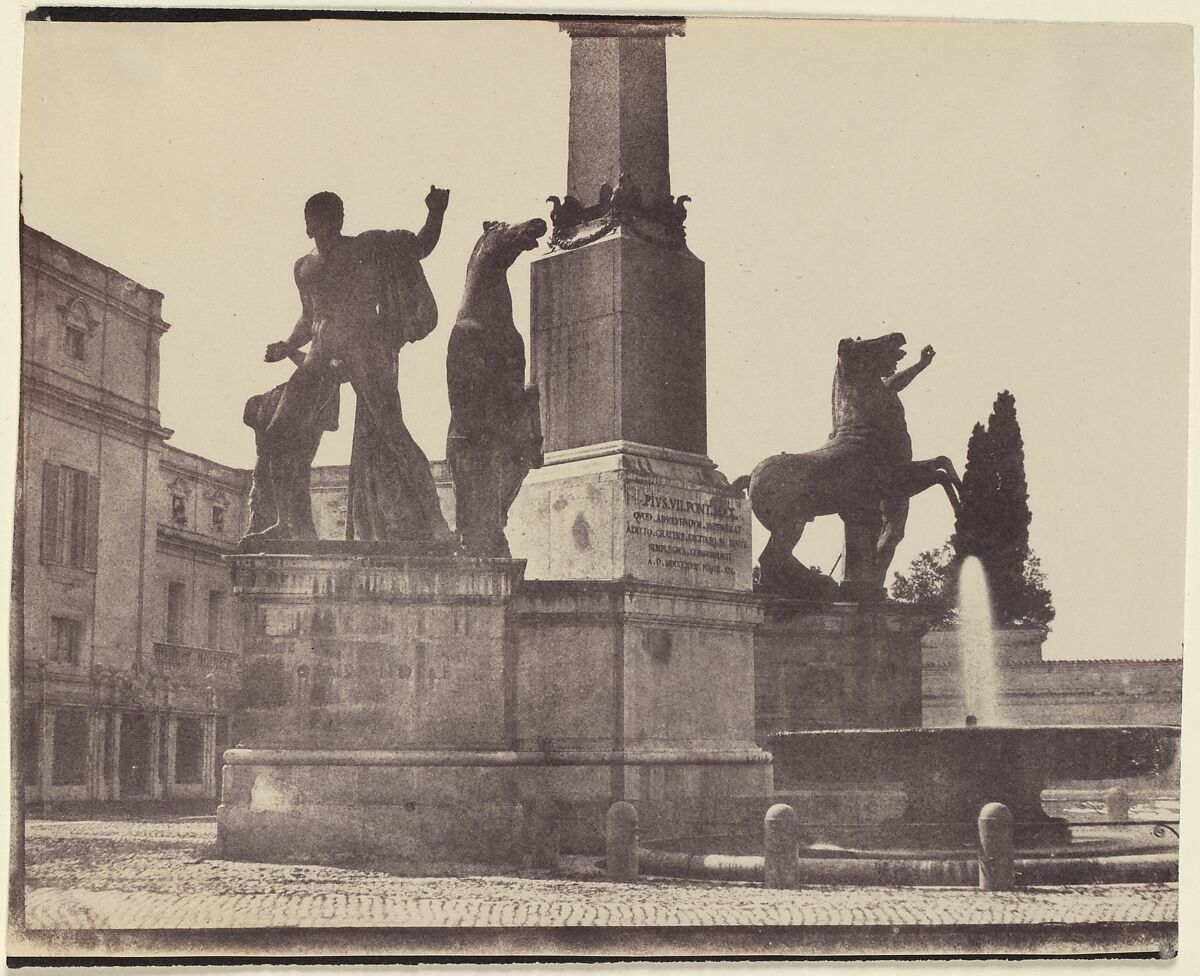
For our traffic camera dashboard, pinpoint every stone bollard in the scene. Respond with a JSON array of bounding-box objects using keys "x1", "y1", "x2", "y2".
[
  {"x1": 764, "y1": 803, "x2": 801, "y2": 889},
  {"x1": 1105, "y1": 786, "x2": 1132, "y2": 822},
  {"x1": 606, "y1": 801, "x2": 639, "y2": 882},
  {"x1": 978, "y1": 802, "x2": 1015, "y2": 891}
]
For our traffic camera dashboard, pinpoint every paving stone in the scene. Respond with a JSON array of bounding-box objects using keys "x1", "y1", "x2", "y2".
[{"x1": 22, "y1": 817, "x2": 1178, "y2": 930}]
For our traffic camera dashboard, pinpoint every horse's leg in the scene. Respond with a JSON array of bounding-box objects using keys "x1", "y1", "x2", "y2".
[
  {"x1": 840, "y1": 508, "x2": 883, "y2": 600},
  {"x1": 759, "y1": 519, "x2": 807, "y2": 591},
  {"x1": 897, "y1": 458, "x2": 961, "y2": 516},
  {"x1": 934, "y1": 472, "x2": 962, "y2": 515},
  {"x1": 875, "y1": 494, "x2": 910, "y2": 586},
  {"x1": 935, "y1": 456, "x2": 963, "y2": 492}
]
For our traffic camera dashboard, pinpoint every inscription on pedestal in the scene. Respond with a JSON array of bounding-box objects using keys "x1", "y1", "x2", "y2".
[
  {"x1": 624, "y1": 487, "x2": 744, "y2": 578},
  {"x1": 623, "y1": 482, "x2": 751, "y2": 588},
  {"x1": 509, "y1": 448, "x2": 753, "y2": 590}
]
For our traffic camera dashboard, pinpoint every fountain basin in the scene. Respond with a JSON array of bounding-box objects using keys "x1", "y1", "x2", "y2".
[{"x1": 770, "y1": 725, "x2": 1179, "y2": 827}]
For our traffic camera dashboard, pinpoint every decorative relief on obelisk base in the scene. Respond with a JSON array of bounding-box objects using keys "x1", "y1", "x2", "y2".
[{"x1": 546, "y1": 175, "x2": 691, "y2": 250}]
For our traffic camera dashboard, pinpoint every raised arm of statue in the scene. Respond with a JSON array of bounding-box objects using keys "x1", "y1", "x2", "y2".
[
  {"x1": 415, "y1": 185, "x2": 451, "y2": 259},
  {"x1": 885, "y1": 344, "x2": 935, "y2": 392}
]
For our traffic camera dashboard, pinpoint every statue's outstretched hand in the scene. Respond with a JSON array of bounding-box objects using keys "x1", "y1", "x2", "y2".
[
  {"x1": 920, "y1": 344, "x2": 936, "y2": 366},
  {"x1": 426, "y1": 185, "x2": 450, "y2": 216},
  {"x1": 265, "y1": 341, "x2": 291, "y2": 363}
]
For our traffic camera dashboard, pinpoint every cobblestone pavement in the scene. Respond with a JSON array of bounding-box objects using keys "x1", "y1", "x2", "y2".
[{"x1": 22, "y1": 817, "x2": 1178, "y2": 930}]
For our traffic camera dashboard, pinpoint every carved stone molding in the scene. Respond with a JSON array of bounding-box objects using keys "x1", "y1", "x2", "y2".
[
  {"x1": 559, "y1": 17, "x2": 686, "y2": 38},
  {"x1": 547, "y1": 177, "x2": 690, "y2": 251}
]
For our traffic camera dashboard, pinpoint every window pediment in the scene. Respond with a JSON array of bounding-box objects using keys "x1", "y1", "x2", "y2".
[{"x1": 56, "y1": 299, "x2": 98, "y2": 364}]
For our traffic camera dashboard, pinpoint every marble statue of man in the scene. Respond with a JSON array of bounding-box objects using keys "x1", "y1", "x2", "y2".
[{"x1": 256, "y1": 188, "x2": 455, "y2": 545}]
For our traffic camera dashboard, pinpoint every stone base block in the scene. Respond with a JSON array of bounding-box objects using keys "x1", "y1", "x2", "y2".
[
  {"x1": 539, "y1": 749, "x2": 774, "y2": 853},
  {"x1": 530, "y1": 233, "x2": 707, "y2": 457},
  {"x1": 507, "y1": 441, "x2": 752, "y2": 591},
  {"x1": 227, "y1": 553, "x2": 526, "y2": 752},
  {"x1": 755, "y1": 599, "x2": 929, "y2": 741},
  {"x1": 217, "y1": 746, "x2": 774, "y2": 865},
  {"x1": 219, "y1": 751, "x2": 531, "y2": 866}
]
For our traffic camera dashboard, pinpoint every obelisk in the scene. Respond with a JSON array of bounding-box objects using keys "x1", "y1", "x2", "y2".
[{"x1": 509, "y1": 17, "x2": 753, "y2": 592}]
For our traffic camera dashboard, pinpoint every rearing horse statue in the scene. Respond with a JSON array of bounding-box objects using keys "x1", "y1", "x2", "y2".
[
  {"x1": 445, "y1": 216, "x2": 547, "y2": 557},
  {"x1": 734, "y1": 333, "x2": 961, "y2": 600}
]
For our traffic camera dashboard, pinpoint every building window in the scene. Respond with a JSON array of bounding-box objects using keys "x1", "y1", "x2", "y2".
[
  {"x1": 59, "y1": 300, "x2": 94, "y2": 365},
  {"x1": 174, "y1": 717, "x2": 203, "y2": 785},
  {"x1": 207, "y1": 590, "x2": 225, "y2": 649},
  {"x1": 52, "y1": 708, "x2": 89, "y2": 786},
  {"x1": 64, "y1": 323, "x2": 87, "y2": 360},
  {"x1": 167, "y1": 582, "x2": 186, "y2": 645},
  {"x1": 49, "y1": 616, "x2": 83, "y2": 665},
  {"x1": 211, "y1": 505, "x2": 226, "y2": 533},
  {"x1": 40, "y1": 462, "x2": 99, "y2": 570},
  {"x1": 171, "y1": 494, "x2": 187, "y2": 526}
]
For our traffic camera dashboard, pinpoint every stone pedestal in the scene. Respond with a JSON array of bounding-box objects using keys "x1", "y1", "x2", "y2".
[
  {"x1": 507, "y1": 441, "x2": 752, "y2": 591},
  {"x1": 218, "y1": 550, "x2": 535, "y2": 865},
  {"x1": 512, "y1": 579, "x2": 772, "y2": 851},
  {"x1": 754, "y1": 599, "x2": 928, "y2": 746},
  {"x1": 228, "y1": 551, "x2": 523, "y2": 751}
]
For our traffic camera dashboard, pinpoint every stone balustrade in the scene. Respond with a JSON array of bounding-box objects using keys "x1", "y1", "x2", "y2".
[{"x1": 152, "y1": 642, "x2": 239, "y2": 678}]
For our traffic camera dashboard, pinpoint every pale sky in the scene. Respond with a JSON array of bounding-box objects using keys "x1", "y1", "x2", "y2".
[{"x1": 13, "y1": 13, "x2": 1192, "y2": 660}]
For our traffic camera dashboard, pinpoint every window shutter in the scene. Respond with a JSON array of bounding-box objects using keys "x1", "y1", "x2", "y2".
[
  {"x1": 84, "y1": 474, "x2": 100, "y2": 570},
  {"x1": 40, "y1": 462, "x2": 60, "y2": 564}
]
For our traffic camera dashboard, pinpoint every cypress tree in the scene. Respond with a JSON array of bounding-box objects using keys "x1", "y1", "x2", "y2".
[
  {"x1": 892, "y1": 391, "x2": 1053, "y2": 629},
  {"x1": 981, "y1": 391, "x2": 1033, "y2": 621},
  {"x1": 950, "y1": 420, "x2": 999, "y2": 564}
]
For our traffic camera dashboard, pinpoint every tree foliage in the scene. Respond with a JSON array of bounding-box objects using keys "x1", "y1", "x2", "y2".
[
  {"x1": 890, "y1": 391, "x2": 1054, "y2": 629},
  {"x1": 889, "y1": 543, "x2": 956, "y2": 625}
]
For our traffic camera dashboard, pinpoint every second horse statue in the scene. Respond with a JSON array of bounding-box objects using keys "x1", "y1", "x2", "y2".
[
  {"x1": 736, "y1": 332, "x2": 962, "y2": 601},
  {"x1": 446, "y1": 216, "x2": 548, "y2": 557}
]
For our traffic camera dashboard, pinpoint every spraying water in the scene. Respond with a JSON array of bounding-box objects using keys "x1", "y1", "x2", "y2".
[{"x1": 957, "y1": 556, "x2": 1002, "y2": 725}]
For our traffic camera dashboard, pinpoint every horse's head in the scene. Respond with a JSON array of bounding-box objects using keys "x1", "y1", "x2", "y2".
[
  {"x1": 838, "y1": 332, "x2": 907, "y2": 378},
  {"x1": 469, "y1": 217, "x2": 548, "y2": 270}
]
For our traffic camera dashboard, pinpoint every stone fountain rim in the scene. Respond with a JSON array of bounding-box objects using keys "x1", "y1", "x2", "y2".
[{"x1": 769, "y1": 724, "x2": 1180, "y2": 740}]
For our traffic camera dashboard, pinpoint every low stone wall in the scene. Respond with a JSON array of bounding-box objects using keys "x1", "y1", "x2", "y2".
[{"x1": 922, "y1": 630, "x2": 1182, "y2": 729}]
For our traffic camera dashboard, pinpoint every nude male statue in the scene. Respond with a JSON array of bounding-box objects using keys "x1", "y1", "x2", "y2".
[{"x1": 250, "y1": 188, "x2": 455, "y2": 545}]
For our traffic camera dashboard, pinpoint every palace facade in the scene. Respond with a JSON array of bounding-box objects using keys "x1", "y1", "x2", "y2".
[{"x1": 18, "y1": 224, "x2": 247, "y2": 807}]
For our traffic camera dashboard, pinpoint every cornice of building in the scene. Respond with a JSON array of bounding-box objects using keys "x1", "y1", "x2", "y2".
[
  {"x1": 156, "y1": 524, "x2": 239, "y2": 561},
  {"x1": 24, "y1": 253, "x2": 171, "y2": 333},
  {"x1": 1037, "y1": 658, "x2": 1184, "y2": 668},
  {"x1": 22, "y1": 232, "x2": 171, "y2": 332},
  {"x1": 22, "y1": 369, "x2": 173, "y2": 443},
  {"x1": 23, "y1": 659, "x2": 234, "y2": 707},
  {"x1": 311, "y1": 460, "x2": 451, "y2": 486},
  {"x1": 159, "y1": 445, "x2": 253, "y2": 491}
]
